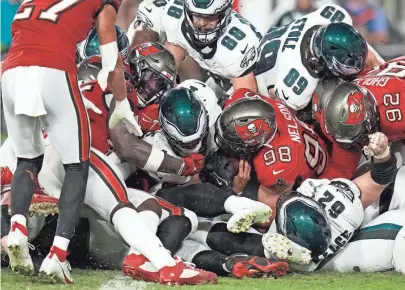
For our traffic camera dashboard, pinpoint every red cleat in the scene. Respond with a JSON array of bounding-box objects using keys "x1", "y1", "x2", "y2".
[
  {"x1": 122, "y1": 253, "x2": 160, "y2": 283},
  {"x1": 29, "y1": 192, "x2": 59, "y2": 216},
  {"x1": 226, "y1": 254, "x2": 289, "y2": 279},
  {"x1": 159, "y1": 256, "x2": 218, "y2": 285}
]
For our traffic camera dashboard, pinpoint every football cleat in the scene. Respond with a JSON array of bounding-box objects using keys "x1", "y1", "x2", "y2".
[
  {"x1": 159, "y1": 256, "x2": 218, "y2": 285},
  {"x1": 39, "y1": 246, "x2": 73, "y2": 284},
  {"x1": 227, "y1": 207, "x2": 271, "y2": 233},
  {"x1": 262, "y1": 233, "x2": 312, "y2": 265},
  {"x1": 29, "y1": 193, "x2": 59, "y2": 216},
  {"x1": 7, "y1": 220, "x2": 34, "y2": 276},
  {"x1": 122, "y1": 253, "x2": 160, "y2": 283},
  {"x1": 225, "y1": 253, "x2": 289, "y2": 279}
]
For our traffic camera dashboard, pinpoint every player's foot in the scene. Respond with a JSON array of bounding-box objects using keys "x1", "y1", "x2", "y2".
[
  {"x1": 7, "y1": 219, "x2": 34, "y2": 276},
  {"x1": 227, "y1": 206, "x2": 272, "y2": 233},
  {"x1": 39, "y1": 246, "x2": 74, "y2": 284},
  {"x1": 122, "y1": 253, "x2": 160, "y2": 282},
  {"x1": 29, "y1": 193, "x2": 59, "y2": 216},
  {"x1": 262, "y1": 233, "x2": 312, "y2": 265},
  {"x1": 159, "y1": 256, "x2": 218, "y2": 285},
  {"x1": 224, "y1": 253, "x2": 289, "y2": 279}
]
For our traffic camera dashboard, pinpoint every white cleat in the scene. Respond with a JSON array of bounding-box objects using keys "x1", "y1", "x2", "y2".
[
  {"x1": 7, "y1": 221, "x2": 34, "y2": 276},
  {"x1": 227, "y1": 207, "x2": 272, "y2": 233},
  {"x1": 262, "y1": 233, "x2": 312, "y2": 265},
  {"x1": 39, "y1": 247, "x2": 74, "y2": 284}
]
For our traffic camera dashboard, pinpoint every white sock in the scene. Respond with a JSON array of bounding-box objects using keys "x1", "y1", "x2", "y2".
[
  {"x1": 224, "y1": 196, "x2": 268, "y2": 214},
  {"x1": 112, "y1": 207, "x2": 176, "y2": 270},
  {"x1": 53, "y1": 236, "x2": 70, "y2": 251},
  {"x1": 128, "y1": 247, "x2": 141, "y2": 255},
  {"x1": 10, "y1": 214, "x2": 27, "y2": 227},
  {"x1": 138, "y1": 211, "x2": 160, "y2": 234}
]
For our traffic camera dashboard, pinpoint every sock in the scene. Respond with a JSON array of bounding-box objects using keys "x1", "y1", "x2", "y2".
[
  {"x1": 192, "y1": 250, "x2": 229, "y2": 277},
  {"x1": 112, "y1": 207, "x2": 176, "y2": 269},
  {"x1": 138, "y1": 211, "x2": 160, "y2": 234},
  {"x1": 224, "y1": 196, "x2": 267, "y2": 214},
  {"x1": 128, "y1": 247, "x2": 141, "y2": 255},
  {"x1": 10, "y1": 214, "x2": 27, "y2": 227},
  {"x1": 53, "y1": 236, "x2": 70, "y2": 251}
]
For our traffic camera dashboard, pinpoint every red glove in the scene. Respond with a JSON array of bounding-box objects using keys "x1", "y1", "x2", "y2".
[
  {"x1": 138, "y1": 104, "x2": 161, "y2": 133},
  {"x1": 181, "y1": 153, "x2": 204, "y2": 176},
  {"x1": 1, "y1": 167, "x2": 13, "y2": 187}
]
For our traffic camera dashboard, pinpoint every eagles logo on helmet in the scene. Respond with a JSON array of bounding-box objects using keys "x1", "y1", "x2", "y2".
[
  {"x1": 235, "y1": 119, "x2": 273, "y2": 143},
  {"x1": 344, "y1": 90, "x2": 365, "y2": 125}
]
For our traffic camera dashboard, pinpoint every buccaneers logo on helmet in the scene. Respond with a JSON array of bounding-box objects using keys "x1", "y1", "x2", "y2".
[
  {"x1": 345, "y1": 90, "x2": 365, "y2": 125},
  {"x1": 235, "y1": 119, "x2": 273, "y2": 142}
]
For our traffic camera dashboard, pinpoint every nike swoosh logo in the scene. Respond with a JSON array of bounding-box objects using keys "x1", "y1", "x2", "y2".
[
  {"x1": 145, "y1": 7, "x2": 152, "y2": 13},
  {"x1": 241, "y1": 44, "x2": 248, "y2": 54},
  {"x1": 282, "y1": 91, "x2": 289, "y2": 100},
  {"x1": 273, "y1": 169, "x2": 284, "y2": 175}
]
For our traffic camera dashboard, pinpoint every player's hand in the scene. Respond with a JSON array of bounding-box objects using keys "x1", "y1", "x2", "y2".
[
  {"x1": 233, "y1": 160, "x2": 251, "y2": 195},
  {"x1": 138, "y1": 104, "x2": 160, "y2": 132},
  {"x1": 109, "y1": 98, "x2": 143, "y2": 136},
  {"x1": 180, "y1": 153, "x2": 204, "y2": 176},
  {"x1": 363, "y1": 132, "x2": 389, "y2": 160},
  {"x1": 297, "y1": 178, "x2": 330, "y2": 198}
]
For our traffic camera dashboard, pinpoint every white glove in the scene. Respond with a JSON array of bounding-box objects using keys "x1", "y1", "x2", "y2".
[
  {"x1": 297, "y1": 178, "x2": 330, "y2": 198},
  {"x1": 82, "y1": 96, "x2": 102, "y2": 114},
  {"x1": 109, "y1": 98, "x2": 143, "y2": 136},
  {"x1": 363, "y1": 132, "x2": 390, "y2": 159}
]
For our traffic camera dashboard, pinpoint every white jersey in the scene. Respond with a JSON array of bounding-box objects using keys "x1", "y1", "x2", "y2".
[
  {"x1": 294, "y1": 178, "x2": 364, "y2": 271},
  {"x1": 143, "y1": 79, "x2": 221, "y2": 187},
  {"x1": 127, "y1": 0, "x2": 167, "y2": 43},
  {"x1": 255, "y1": 4, "x2": 352, "y2": 110},
  {"x1": 161, "y1": 1, "x2": 261, "y2": 79}
]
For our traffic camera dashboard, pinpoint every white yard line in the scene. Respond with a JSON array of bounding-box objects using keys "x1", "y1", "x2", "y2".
[{"x1": 100, "y1": 275, "x2": 148, "y2": 290}]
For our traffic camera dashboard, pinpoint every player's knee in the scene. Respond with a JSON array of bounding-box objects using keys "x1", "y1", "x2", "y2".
[
  {"x1": 393, "y1": 226, "x2": 405, "y2": 273},
  {"x1": 137, "y1": 198, "x2": 162, "y2": 218},
  {"x1": 183, "y1": 209, "x2": 198, "y2": 235},
  {"x1": 63, "y1": 160, "x2": 89, "y2": 172},
  {"x1": 16, "y1": 154, "x2": 44, "y2": 173}
]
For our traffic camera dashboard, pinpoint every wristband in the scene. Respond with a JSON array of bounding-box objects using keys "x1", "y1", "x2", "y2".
[
  {"x1": 143, "y1": 146, "x2": 164, "y2": 172},
  {"x1": 370, "y1": 154, "x2": 397, "y2": 185}
]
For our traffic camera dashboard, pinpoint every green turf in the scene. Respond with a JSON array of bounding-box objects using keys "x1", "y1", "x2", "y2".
[{"x1": 1, "y1": 269, "x2": 405, "y2": 290}]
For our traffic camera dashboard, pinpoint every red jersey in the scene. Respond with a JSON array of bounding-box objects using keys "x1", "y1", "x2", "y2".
[
  {"x1": 81, "y1": 79, "x2": 138, "y2": 154},
  {"x1": 353, "y1": 57, "x2": 405, "y2": 142},
  {"x1": 2, "y1": 0, "x2": 120, "y2": 74}
]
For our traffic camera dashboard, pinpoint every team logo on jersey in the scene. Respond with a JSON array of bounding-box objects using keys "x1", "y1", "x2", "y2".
[
  {"x1": 345, "y1": 90, "x2": 365, "y2": 125},
  {"x1": 235, "y1": 119, "x2": 273, "y2": 142},
  {"x1": 135, "y1": 11, "x2": 153, "y2": 29},
  {"x1": 240, "y1": 47, "x2": 256, "y2": 68}
]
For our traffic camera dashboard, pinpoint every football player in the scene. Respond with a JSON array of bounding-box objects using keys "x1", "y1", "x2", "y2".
[
  {"x1": 1, "y1": 0, "x2": 139, "y2": 282},
  {"x1": 213, "y1": 88, "x2": 360, "y2": 222},
  {"x1": 129, "y1": 0, "x2": 261, "y2": 92},
  {"x1": 313, "y1": 57, "x2": 405, "y2": 152},
  {"x1": 254, "y1": 4, "x2": 384, "y2": 111}
]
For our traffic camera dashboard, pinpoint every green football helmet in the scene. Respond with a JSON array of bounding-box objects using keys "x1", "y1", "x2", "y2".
[
  {"x1": 276, "y1": 192, "x2": 332, "y2": 257},
  {"x1": 159, "y1": 87, "x2": 208, "y2": 157},
  {"x1": 76, "y1": 25, "x2": 129, "y2": 63},
  {"x1": 313, "y1": 23, "x2": 367, "y2": 79}
]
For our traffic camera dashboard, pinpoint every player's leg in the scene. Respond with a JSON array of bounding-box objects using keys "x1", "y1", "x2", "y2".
[
  {"x1": 86, "y1": 149, "x2": 217, "y2": 285},
  {"x1": 36, "y1": 69, "x2": 90, "y2": 283},
  {"x1": 156, "y1": 183, "x2": 271, "y2": 233},
  {"x1": 2, "y1": 68, "x2": 46, "y2": 275},
  {"x1": 321, "y1": 210, "x2": 405, "y2": 272}
]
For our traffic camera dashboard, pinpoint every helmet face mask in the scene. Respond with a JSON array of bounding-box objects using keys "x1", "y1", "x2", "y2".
[
  {"x1": 184, "y1": 0, "x2": 232, "y2": 46},
  {"x1": 126, "y1": 43, "x2": 177, "y2": 107},
  {"x1": 313, "y1": 23, "x2": 367, "y2": 79},
  {"x1": 159, "y1": 87, "x2": 209, "y2": 157}
]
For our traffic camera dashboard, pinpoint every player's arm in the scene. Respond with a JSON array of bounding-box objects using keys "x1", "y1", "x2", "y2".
[
  {"x1": 96, "y1": 5, "x2": 127, "y2": 102},
  {"x1": 366, "y1": 44, "x2": 385, "y2": 68},
  {"x1": 352, "y1": 132, "x2": 397, "y2": 208},
  {"x1": 165, "y1": 41, "x2": 186, "y2": 70},
  {"x1": 108, "y1": 102, "x2": 202, "y2": 176},
  {"x1": 130, "y1": 24, "x2": 159, "y2": 48},
  {"x1": 232, "y1": 72, "x2": 258, "y2": 92},
  {"x1": 116, "y1": 0, "x2": 141, "y2": 32}
]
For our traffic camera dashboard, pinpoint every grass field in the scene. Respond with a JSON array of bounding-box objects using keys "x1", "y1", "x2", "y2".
[{"x1": 2, "y1": 269, "x2": 405, "y2": 290}]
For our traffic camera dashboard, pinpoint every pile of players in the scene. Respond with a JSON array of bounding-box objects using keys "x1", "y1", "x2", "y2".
[{"x1": 1, "y1": 0, "x2": 405, "y2": 286}]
